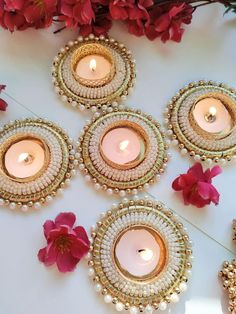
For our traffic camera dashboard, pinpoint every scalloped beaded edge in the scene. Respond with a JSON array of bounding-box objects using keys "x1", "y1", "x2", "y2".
[
  {"x1": 0, "y1": 118, "x2": 79, "y2": 212},
  {"x1": 164, "y1": 80, "x2": 236, "y2": 166},
  {"x1": 86, "y1": 197, "x2": 193, "y2": 313},
  {"x1": 52, "y1": 33, "x2": 136, "y2": 112},
  {"x1": 76, "y1": 107, "x2": 171, "y2": 197}
]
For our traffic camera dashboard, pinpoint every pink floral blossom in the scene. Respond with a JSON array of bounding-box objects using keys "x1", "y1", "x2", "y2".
[
  {"x1": 0, "y1": 84, "x2": 8, "y2": 111},
  {"x1": 172, "y1": 162, "x2": 222, "y2": 208},
  {"x1": 38, "y1": 212, "x2": 90, "y2": 273}
]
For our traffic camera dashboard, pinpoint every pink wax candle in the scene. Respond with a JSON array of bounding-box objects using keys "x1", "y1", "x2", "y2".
[
  {"x1": 101, "y1": 127, "x2": 142, "y2": 166},
  {"x1": 115, "y1": 228, "x2": 162, "y2": 278},
  {"x1": 193, "y1": 97, "x2": 232, "y2": 134},
  {"x1": 4, "y1": 139, "x2": 46, "y2": 179},
  {"x1": 75, "y1": 54, "x2": 111, "y2": 81}
]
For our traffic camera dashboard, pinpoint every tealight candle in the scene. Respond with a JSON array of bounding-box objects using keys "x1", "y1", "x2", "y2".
[
  {"x1": 71, "y1": 43, "x2": 115, "y2": 87},
  {"x1": 4, "y1": 138, "x2": 46, "y2": 180},
  {"x1": 76, "y1": 55, "x2": 111, "y2": 82},
  {"x1": 114, "y1": 227, "x2": 166, "y2": 279},
  {"x1": 192, "y1": 97, "x2": 233, "y2": 134},
  {"x1": 100, "y1": 127, "x2": 146, "y2": 169}
]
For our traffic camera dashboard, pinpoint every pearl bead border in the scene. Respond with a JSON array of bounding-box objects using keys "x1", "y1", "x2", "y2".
[
  {"x1": 0, "y1": 118, "x2": 78, "y2": 212},
  {"x1": 165, "y1": 80, "x2": 236, "y2": 166},
  {"x1": 52, "y1": 34, "x2": 136, "y2": 111},
  {"x1": 87, "y1": 198, "x2": 193, "y2": 313},
  {"x1": 77, "y1": 108, "x2": 169, "y2": 196}
]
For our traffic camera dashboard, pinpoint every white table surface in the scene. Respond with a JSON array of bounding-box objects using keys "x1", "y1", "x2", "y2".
[{"x1": 0, "y1": 4, "x2": 236, "y2": 314}]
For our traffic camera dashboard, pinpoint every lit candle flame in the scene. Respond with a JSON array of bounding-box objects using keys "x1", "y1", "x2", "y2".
[
  {"x1": 18, "y1": 152, "x2": 33, "y2": 164},
  {"x1": 138, "y1": 248, "x2": 154, "y2": 262},
  {"x1": 209, "y1": 106, "x2": 217, "y2": 116},
  {"x1": 89, "y1": 58, "x2": 97, "y2": 72},
  {"x1": 119, "y1": 140, "x2": 129, "y2": 151}
]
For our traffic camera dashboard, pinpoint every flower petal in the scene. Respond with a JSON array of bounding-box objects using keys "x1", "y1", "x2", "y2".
[
  {"x1": 0, "y1": 98, "x2": 8, "y2": 111},
  {"x1": 198, "y1": 181, "x2": 220, "y2": 205},
  {"x1": 71, "y1": 239, "x2": 89, "y2": 259},
  {"x1": 188, "y1": 162, "x2": 204, "y2": 180},
  {"x1": 73, "y1": 226, "x2": 90, "y2": 245},
  {"x1": 55, "y1": 212, "x2": 76, "y2": 228},
  {"x1": 56, "y1": 252, "x2": 79, "y2": 272},
  {"x1": 0, "y1": 84, "x2": 6, "y2": 92},
  {"x1": 38, "y1": 242, "x2": 58, "y2": 266},
  {"x1": 43, "y1": 220, "x2": 55, "y2": 240}
]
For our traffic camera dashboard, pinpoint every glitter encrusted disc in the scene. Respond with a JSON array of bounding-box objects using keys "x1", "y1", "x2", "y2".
[
  {"x1": 77, "y1": 108, "x2": 169, "y2": 196},
  {"x1": 165, "y1": 81, "x2": 236, "y2": 165},
  {"x1": 0, "y1": 118, "x2": 78, "y2": 211},
  {"x1": 52, "y1": 34, "x2": 136, "y2": 111},
  {"x1": 87, "y1": 198, "x2": 193, "y2": 313}
]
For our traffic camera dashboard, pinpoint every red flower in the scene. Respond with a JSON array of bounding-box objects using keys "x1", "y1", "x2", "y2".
[
  {"x1": 0, "y1": 84, "x2": 8, "y2": 111},
  {"x1": 172, "y1": 163, "x2": 222, "y2": 208},
  {"x1": 23, "y1": 0, "x2": 57, "y2": 29},
  {"x1": 38, "y1": 212, "x2": 90, "y2": 273},
  {"x1": 146, "y1": 2, "x2": 193, "y2": 42},
  {"x1": 60, "y1": 0, "x2": 95, "y2": 28},
  {"x1": 109, "y1": 0, "x2": 134, "y2": 20},
  {"x1": 127, "y1": 0, "x2": 153, "y2": 37},
  {"x1": 0, "y1": 0, "x2": 57, "y2": 31},
  {"x1": 79, "y1": 15, "x2": 112, "y2": 36}
]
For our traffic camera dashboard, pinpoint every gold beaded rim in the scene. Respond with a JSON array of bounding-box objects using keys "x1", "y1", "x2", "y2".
[
  {"x1": 52, "y1": 34, "x2": 136, "y2": 111},
  {"x1": 88, "y1": 199, "x2": 192, "y2": 311},
  {"x1": 165, "y1": 81, "x2": 236, "y2": 163},
  {"x1": 0, "y1": 118, "x2": 78, "y2": 211},
  {"x1": 77, "y1": 108, "x2": 169, "y2": 196}
]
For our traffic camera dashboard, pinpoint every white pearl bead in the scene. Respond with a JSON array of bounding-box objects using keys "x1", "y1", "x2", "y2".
[
  {"x1": 107, "y1": 188, "x2": 113, "y2": 195},
  {"x1": 9, "y1": 202, "x2": 16, "y2": 210},
  {"x1": 119, "y1": 190, "x2": 126, "y2": 197},
  {"x1": 115, "y1": 302, "x2": 124, "y2": 312},
  {"x1": 34, "y1": 202, "x2": 41, "y2": 209},
  {"x1": 79, "y1": 104, "x2": 85, "y2": 111},
  {"x1": 130, "y1": 306, "x2": 138, "y2": 314},
  {"x1": 88, "y1": 268, "x2": 94, "y2": 277},
  {"x1": 231, "y1": 155, "x2": 236, "y2": 162},
  {"x1": 206, "y1": 158, "x2": 212, "y2": 166},
  {"x1": 144, "y1": 183, "x2": 149, "y2": 190},
  {"x1": 180, "y1": 148, "x2": 187, "y2": 155},
  {"x1": 61, "y1": 95, "x2": 67, "y2": 102},
  {"x1": 85, "y1": 252, "x2": 92, "y2": 260},
  {"x1": 94, "y1": 183, "x2": 101, "y2": 190},
  {"x1": 94, "y1": 283, "x2": 102, "y2": 292},
  {"x1": 104, "y1": 294, "x2": 112, "y2": 303},
  {"x1": 185, "y1": 269, "x2": 192, "y2": 277},
  {"x1": 71, "y1": 101, "x2": 77, "y2": 108},
  {"x1": 46, "y1": 196, "x2": 53, "y2": 203},
  {"x1": 179, "y1": 282, "x2": 187, "y2": 292},
  {"x1": 145, "y1": 305, "x2": 153, "y2": 314},
  {"x1": 159, "y1": 302, "x2": 167, "y2": 311},
  {"x1": 170, "y1": 293, "x2": 179, "y2": 303},
  {"x1": 172, "y1": 139, "x2": 178, "y2": 146},
  {"x1": 21, "y1": 205, "x2": 28, "y2": 212},
  {"x1": 0, "y1": 199, "x2": 4, "y2": 206},
  {"x1": 194, "y1": 154, "x2": 200, "y2": 161},
  {"x1": 111, "y1": 203, "x2": 117, "y2": 210}
]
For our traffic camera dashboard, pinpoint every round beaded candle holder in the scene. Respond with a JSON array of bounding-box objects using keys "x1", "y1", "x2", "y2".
[
  {"x1": 52, "y1": 34, "x2": 136, "y2": 112},
  {"x1": 87, "y1": 198, "x2": 193, "y2": 313},
  {"x1": 77, "y1": 108, "x2": 169, "y2": 197},
  {"x1": 0, "y1": 118, "x2": 78, "y2": 211},
  {"x1": 165, "y1": 81, "x2": 236, "y2": 165}
]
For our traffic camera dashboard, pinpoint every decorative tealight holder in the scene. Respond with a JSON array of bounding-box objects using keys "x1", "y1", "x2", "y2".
[
  {"x1": 165, "y1": 81, "x2": 236, "y2": 165},
  {"x1": 52, "y1": 34, "x2": 136, "y2": 112},
  {"x1": 219, "y1": 260, "x2": 236, "y2": 314},
  {"x1": 87, "y1": 198, "x2": 193, "y2": 313},
  {"x1": 0, "y1": 118, "x2": 78, "y2": 211},
  {"x1": 77, "y1": 108, "x2": 169, "y2": 197}
]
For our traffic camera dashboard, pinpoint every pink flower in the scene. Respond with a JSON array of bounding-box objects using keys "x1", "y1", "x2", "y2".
[
  {"x1": 38, "y1": 212, "x2": 90, "y2": 273},
  {"x1": 59, "y1": 0, "x2": 95, "y2": 28},
  {"x1": 146, "y1": 2, "x2": 193, "y2": 42},
  {"x1": 0, "y1": 84, "x2": 8, "y2": 111},
  {"x1": 172, "y1": 162, "x2": 222, "y2": 208}
]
